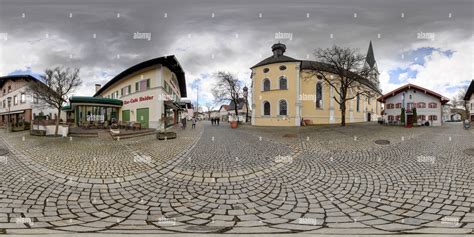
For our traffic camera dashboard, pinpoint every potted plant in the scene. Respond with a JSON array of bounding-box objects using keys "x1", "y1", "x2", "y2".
[
  {"x1": 157, "y1": 113, "x2": 177, "y2": 140},
  {"x1": 230, "y1": 116, "x2": 238, "y2": 128}
]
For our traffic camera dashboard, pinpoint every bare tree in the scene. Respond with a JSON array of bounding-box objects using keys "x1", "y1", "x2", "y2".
[
  {"x1": 205, "y1": 102, "x2": 216, "y2": 119},
  {"x1": 26, "y1": 67, "x2": 82, "y2": 135},
  {"x1": 457, "y1": 86, "x2": 470, "y2": 117},
  {"x1": 308, "y1": 45, "x2": 376, "y2": 126},
  {"x1": 212, "y1": 72, "x2": 242, "y2": 121}
]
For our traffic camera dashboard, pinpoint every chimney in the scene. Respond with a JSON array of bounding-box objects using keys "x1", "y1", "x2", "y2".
[{"x1": 95, "y1": 84, "x2": 101, "y2": 93}]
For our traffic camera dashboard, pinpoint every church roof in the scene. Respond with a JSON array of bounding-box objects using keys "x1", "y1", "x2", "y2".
[
  {"x1": 251, "y1": 55, "x2": 300, "y2": 68},
  {"x1": 464, "y1": 80, "x2": 474, "y2": 100},
  {"x1": 365, "y1": 41, "x2": 376, "y2": 69}
]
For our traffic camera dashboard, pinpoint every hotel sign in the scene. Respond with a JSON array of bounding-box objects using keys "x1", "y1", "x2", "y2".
[{"x1": 124, "y1": 95, "x2": 154, "y2": 105}]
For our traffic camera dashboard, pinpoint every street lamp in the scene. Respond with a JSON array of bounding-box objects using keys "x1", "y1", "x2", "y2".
[
  {"x1": 243, "y1": 86, "x2": 249, "y2": 123},
  {"x1": 6, "y1": 97, "x2": 11, "y2": 132}
]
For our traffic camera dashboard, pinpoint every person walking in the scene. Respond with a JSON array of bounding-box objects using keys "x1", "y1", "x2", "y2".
[
  {"x1": 192, "y1": 117, "x2": 196, "y2": 129},
  {"x1": 181, "y1": 117, "x2": 186, "y2": 129},
  {"x1": 211, "y1": 117, "x2": 214, "y2": 126},
  {"x1": 217, "y1": 117, "x2": 220, "y2": 126}
]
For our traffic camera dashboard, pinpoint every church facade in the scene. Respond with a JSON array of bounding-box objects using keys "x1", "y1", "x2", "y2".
[{"x1": 250, "y1": 42, "x2": 382, "y2": 126}]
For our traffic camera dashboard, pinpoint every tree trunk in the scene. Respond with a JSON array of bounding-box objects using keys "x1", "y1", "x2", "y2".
[
  {"x1": 55, "y1": 108, "x2": 60, "y2": 136},
  {"x1": 341, "y1": 103, "x2": 346, "y2": 126}
]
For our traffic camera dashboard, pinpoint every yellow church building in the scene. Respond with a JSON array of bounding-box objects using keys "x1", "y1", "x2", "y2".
[{"x1": 250, "y1": 42, "x2": 382, "y2": 126}]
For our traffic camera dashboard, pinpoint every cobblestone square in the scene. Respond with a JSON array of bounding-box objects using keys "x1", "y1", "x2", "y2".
[{"x1": 0, "y1": 122, "x2": 472, "y2": 235}]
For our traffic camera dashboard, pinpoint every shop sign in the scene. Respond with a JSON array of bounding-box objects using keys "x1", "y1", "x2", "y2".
[{"x1": 124, "y1": 95, "x2": 154, "y2": 105}]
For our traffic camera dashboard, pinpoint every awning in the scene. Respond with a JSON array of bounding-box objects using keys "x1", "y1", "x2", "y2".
[
  {"x1": 164, "y1": 100, "x2": 184, "y2": 110},
  {"x1": 0, "y1": 110, "x2": 25, "y2": 116}
]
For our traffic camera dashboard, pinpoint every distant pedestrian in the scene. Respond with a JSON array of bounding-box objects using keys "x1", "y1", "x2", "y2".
[
  {"x1": 181, "y1": 118, "x2": 186, "y2": 129},
  {"x1": 217, "y1": 117, "x2": 220, "y2": 126},
  {"x1": 211, "y1": 117, "x2": 215, "y2": 126},
  {"x1": 192, "y1": 117, "x2": 196, "y2": 129}
]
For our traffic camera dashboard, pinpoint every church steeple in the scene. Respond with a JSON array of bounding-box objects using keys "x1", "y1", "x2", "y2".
[
  {"x1": 365, "y1": 41, "x2": 376, "y2": 69},
  {"x1": 364, "y1": 41, "x2": 380, "y2": 89}
]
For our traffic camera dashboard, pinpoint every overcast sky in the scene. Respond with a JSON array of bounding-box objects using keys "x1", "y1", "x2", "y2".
[{"x1": 0, "y1": 0, "x2": 472, "y2": 107}]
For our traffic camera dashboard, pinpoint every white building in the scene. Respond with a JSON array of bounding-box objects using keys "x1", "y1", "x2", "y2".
[
  {"x1": 218, "y1": 105, "x2": 229, "y2": 122},
  {"x1": 0, "y1": 75, "x2": 58, "y2": 126},
  {"x1": 63, "y1": 56, "x2": 187, "y2": 129},
  {"x1": 378, "y1": 84, "x2": 449, "y2": 126},
  {"x1": 464, "y1": 80, "x2": 474, "y2": 122}
]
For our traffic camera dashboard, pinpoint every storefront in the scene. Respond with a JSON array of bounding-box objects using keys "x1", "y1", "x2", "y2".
[
  {"x1": 63, "y1": 55, "x2": 188, "y2": 129},
  {"x1": 63, "y1": 96, "x2": 123, "y2": 127}
]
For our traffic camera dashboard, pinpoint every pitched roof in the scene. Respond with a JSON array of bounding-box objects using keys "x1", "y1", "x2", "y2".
[
  {"x1": 228, "y1": 98, "x2": 245, "y2": 110},
  {"x1": 365, "y1": 41, "x2": 376, "y2": 69},
  {"x1": 251, "y1": 55, "x2": 300, "y2": 69},
  {"x1": 0, "y1": 75, "x2": 39, "y2": 88},
  {"x1": 94, "y1": 55, "x2": 187, "y2": 97},
  {"x1": 301, "y1": 60, "x2": 381, "y2": 95},
  {"x1": 377, "y1": 84, "x2": 449, "y2": 104},
  {"x1": 219, "y1": 104, "x2": 229, "y2": 111},
  {"x1": 464, "y1": 80, "x2": 474, "y2": 100}
]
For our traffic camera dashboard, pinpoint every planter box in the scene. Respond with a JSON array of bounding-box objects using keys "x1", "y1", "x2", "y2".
[
  {"x1": 230, "y1": 121, "x2": 238, "y2": 129},
  {"x1": 30, "y1": 130, "x2": 46, "y2": 136},
  {"x1": 157, "y1": 132, "x2": 177, "y2": 140}
]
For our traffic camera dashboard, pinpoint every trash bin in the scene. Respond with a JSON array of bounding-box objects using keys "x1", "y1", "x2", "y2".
[{"x1": 464, "y1": 120, "x2": 470, "y2": 129}]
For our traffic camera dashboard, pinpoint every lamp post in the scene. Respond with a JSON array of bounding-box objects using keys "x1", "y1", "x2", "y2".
[
  {"x1": 6, "y1": 97, "x2": 11, "y2": 132},
  {"x1": 243, "y1": 86, "x2": 249, "y2": 123}
]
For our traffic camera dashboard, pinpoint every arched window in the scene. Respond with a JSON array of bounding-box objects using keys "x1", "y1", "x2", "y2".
[
  {"x1": 417, "y1": 102, "x2": 426, "y2": 108},
  {"x1": 263, "y1": 101, "x2": 271, "y2": 116},
  {"x1": 279, "y1": 100, "x2": 287, "y2": 116},
  {"x1": 428, "y1": 102, "x2": 437, "y2": 108},
  {"x1": 263, "y1": 79, "x2": 270, "y2": 91},
  {"x1": 279, "y1": 76, "x2": 287, "y2": 90},
  {"x1": 316, "y1": 82, "x2": 323, "y2": 108}
]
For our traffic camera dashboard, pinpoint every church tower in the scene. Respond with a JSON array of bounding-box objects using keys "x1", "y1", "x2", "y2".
[{"x1": 364, "y1": 41, "x2": 380, "y2": 88}]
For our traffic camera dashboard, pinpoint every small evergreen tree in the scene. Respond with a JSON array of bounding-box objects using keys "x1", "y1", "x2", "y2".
[
  {"x1": 412, "y1": 108, "x2": 417, "y2": 126},
  {"x1": 400, "y1": 108, "x2": 405, "y2": 125}
]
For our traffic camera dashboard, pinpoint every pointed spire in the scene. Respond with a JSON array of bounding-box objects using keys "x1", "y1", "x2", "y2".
[{"x1": 365, "y1": 41, "x2": 376, "y2": 69}]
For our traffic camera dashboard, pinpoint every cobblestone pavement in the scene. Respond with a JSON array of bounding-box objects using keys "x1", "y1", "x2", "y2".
[{"x1": 0, "y1": 122, "x2": 472, "y2": 235}]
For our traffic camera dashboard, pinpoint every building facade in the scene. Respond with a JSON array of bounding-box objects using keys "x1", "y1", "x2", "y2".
[
  {"x1": 64, "y1": 56, "x2": 187, "y2": 129},
  {"x1": 0, "y1": 75, "x2": 57, "y2": 126},
  {"x1": 464, "y1": 80, "x2": 474, "y2": 122},
  {"x1": 378, "y1": 84, "x2": 449, "y2": 126},
  {"x1": 250, "y1": 43, "x2": 381, "y2": 126}
]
